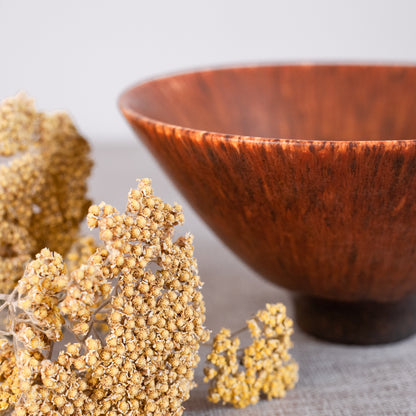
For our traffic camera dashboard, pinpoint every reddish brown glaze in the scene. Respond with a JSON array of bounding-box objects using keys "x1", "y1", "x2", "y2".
[{"x1": 120, "y1": 65, "x2": 416, "y2": 342}]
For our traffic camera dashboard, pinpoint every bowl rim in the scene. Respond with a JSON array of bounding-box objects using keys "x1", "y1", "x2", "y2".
[{"x1": 119, "y1": 62, "x2": 416, "y2": 146}]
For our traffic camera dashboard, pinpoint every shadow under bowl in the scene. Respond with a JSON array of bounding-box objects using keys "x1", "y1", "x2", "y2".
[{"x1": 119, "y1": 64, "x2": 416, "y2": 344}]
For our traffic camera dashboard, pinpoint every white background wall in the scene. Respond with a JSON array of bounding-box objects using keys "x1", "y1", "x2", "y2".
[{"x1": 1, "y1": 0, "x2": 416, "y2": 145}]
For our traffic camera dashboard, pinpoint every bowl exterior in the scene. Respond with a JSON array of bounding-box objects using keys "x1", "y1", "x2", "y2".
[{"x1": 121, "y1": 111, "x2": 416, "y2": 303}]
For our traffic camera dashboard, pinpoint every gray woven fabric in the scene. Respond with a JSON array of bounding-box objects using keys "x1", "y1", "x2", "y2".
[
  {"x1": 92, "y1": 144, "x2": 416, "y2": 416},
  {"x1": 188, "y1": 247, "x2": 416, "y2": 416}
]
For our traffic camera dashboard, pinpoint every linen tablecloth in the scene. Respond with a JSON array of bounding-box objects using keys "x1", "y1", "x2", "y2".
[{"x1": 91, "y1": 144, "x2": 416, "y2": 416}]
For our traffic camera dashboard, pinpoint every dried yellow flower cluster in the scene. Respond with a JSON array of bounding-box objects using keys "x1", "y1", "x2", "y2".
[
  {"x1": 204, "y1": 303, "x2": 298, "y2": 408},
  {"x1": 0, "y1": 178, "x2": 208, "y2": 416},
  {"x1": 0, "y1": 93, "x2": 92, "y2": 292},
  {"x1": 66, "y1": 236, "x2": 98, "y2": 275},
  {"x1": 0, "y1": 339, "x2": 19, "y2": 411}
]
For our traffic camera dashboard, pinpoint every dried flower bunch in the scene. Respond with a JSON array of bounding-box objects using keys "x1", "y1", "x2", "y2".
[
  {"x1": 0, "y1": 178, "x2": 209, "y2": 415},
  {"x1": 204, "y1": 303, "x2": 298, "y2": 408},
  {"x1": 0, "y1": 93, "x2": 92, "y2": 292}
]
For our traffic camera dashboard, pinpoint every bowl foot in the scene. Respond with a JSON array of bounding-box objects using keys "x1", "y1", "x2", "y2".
[{"x1": 294, "y1": 294, "x2": 416, "y2": 345}]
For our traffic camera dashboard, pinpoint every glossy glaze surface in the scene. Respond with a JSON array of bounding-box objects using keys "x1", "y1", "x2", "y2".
[{"x1": 120, "y1": 65, "x2": 416, "y2": 306}]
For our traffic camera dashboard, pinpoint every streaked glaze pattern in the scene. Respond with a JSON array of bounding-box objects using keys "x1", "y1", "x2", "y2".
[{"x1": 120, "y1": 65, "x2": 416, "y2": 343}]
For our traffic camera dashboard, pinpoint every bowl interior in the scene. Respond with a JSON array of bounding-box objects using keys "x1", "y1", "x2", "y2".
[{"x1": 123, "y1": 65, "x2": 416, "y2": 141}]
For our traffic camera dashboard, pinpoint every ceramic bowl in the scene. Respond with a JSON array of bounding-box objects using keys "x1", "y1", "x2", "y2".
[{"x1": 119, "y1": 64, "x2": 416, "y2": 344}]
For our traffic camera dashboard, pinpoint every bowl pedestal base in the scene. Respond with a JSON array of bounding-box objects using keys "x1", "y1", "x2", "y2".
[{"x1": 294, "y1": 294, "x2": 416, "y2": 345}]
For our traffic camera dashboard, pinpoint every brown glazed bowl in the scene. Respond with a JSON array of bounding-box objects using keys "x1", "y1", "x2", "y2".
[{"x1": 120, "y1": 64, "x2": 416, "y2": 344}]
